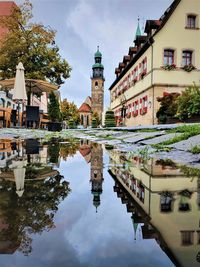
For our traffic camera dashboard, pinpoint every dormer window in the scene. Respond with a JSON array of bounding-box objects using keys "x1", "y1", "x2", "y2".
[{"x1": 187, "y1": 15, "x2": 196, "y2": 28}]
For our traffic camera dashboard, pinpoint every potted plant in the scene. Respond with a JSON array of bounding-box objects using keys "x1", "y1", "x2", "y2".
[{"x1": 48, "y1": 92, "x2": 62, "y2": 131}]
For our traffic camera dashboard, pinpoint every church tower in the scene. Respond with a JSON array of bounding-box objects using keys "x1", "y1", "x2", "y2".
[{"x1": 91, "y1": 46, "x2": 104, "y2": 123}]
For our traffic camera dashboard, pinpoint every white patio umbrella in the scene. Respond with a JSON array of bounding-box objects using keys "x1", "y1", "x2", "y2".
[
  {"x1": 13, "y1": 62, "x2": 27, "y2": 126},
  {"x1": 13, "y1": 62, "x2": 27, "y2": 101}
]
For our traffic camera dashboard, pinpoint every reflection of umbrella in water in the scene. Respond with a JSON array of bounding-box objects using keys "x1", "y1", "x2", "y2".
[
  {"x1": 12, "y1": 160, "x2": 27, "y2": 198},
  {"x1": 14, "y1": 167, "x2": 26, "y2": 197},
  {"x1": 0, "y1": 78, "x2": 59, "y2": 105}
]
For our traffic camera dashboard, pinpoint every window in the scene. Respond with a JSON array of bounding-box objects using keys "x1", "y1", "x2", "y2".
[
  {"x1": 197, "y1": 231, "x2": 200, "y2": 244},
  {"x1": 181, "y1": 231, "x2": 194, "y2": 246},
  {"x1": 187, "y1": 15, "x2": 196, "y2": 28},
  {"x1": 164, "y1": 49, "x2": 174, "y2": 65},
  {"x1": 182, "y1": 50, "x2": 193, "y2": 65}
]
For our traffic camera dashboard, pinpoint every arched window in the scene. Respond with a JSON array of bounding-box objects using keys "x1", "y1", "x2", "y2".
[{"x1": 95, "y1": 81, "x2": 98, "y2": 87}]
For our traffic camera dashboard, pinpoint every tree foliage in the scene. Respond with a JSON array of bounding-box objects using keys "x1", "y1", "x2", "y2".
[
  {"x1": 176, "y1": 84, "x2": 200, "y2": 120},
  {"x1": 60, "y1": 98, "x2": 80, "y2": 124},
  {"x1": 92, "y1": 111, "x2": 101, "y2": 126},
  {"x1": 0, "y1": 173, "x2": 70, "y2": 255},
  {"x1": 156, "y1": 93, "x2": 180, "y2": 123},
  {"x1": 0, "y1": 0, "x2": 71, "y2": 84},
  {"x1": 48, "y1": 92, "x2": 61, "y2": 122}
]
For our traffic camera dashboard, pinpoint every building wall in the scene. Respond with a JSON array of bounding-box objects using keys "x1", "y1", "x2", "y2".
[{"x1": 110, "y1": 0, "x2": 200, "y2": 126}]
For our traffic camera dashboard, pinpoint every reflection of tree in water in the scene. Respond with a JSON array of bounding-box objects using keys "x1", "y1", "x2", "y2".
[
  {"x1": 48, "y1": 140, "x2": 79, "y2": 163},
  {"x1": 60, "y1": 142, "x2": 80, "y2": 161},
  {"x1": 0, "y1": 174, "x2": 70, "y2": 255}
]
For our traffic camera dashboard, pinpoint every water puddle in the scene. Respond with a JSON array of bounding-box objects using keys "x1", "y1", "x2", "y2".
[{"x1": 0, "y1": 139, "x2": 199, "y2": 267}]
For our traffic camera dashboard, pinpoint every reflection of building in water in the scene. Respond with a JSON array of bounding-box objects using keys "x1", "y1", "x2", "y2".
[
  {"x1": 90, "y1": 144, "x2": 104, "y2": 212},
  {"x1": 108, "y1": 150, "x2": 200, "y2": 267},
  {"x1": 79, "y1": 141, "x2": 104, "y2": 212},
  {"x1": 79, "y1": 140, "x2": 91, "y2": 163}
]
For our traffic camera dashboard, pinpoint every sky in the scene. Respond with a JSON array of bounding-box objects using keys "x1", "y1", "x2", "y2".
[{"x1": 14, "y1": 0, "x2": 173, "y2": 108}]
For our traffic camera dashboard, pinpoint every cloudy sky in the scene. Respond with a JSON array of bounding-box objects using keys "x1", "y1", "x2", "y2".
[{"x1": 14, "y1": 0, "x2": 173, "y2": 108}]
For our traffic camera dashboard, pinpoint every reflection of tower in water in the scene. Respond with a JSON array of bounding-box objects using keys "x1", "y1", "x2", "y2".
[{"x1": 90, "y1": 144, "x2": 104, "y2": 212}]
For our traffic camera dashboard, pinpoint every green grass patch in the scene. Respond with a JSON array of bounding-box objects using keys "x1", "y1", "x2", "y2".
[
  {"x1": 157, "y1": 124, "x2": 200, "y2": 146},
  {"x1": 189, "y1": 145, "x2": 200, "y2": 154}
]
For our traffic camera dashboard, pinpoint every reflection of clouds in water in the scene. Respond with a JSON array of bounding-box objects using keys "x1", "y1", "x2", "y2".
[{"x1": 0, "y1": 150, "x2": 173, "y2": 267}]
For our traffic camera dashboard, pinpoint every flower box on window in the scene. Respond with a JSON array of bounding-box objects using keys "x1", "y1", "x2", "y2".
[
  {"x1": 182, "y1": 64, "x2": 196, "y2": 72},
  {"x1": 133, "y1": 110, "x2": 138, "y2": 117},
  {"x1": 126, "y1": 113, "x2": 131, "y2": 119},
  {"x1": 140, "y1": 107, "x2": 147, "y2": 115},
  {"x1": 141, "y1": 70, "x2": 147, "y2": 79},
  {"x1": 162, "y1": 64, "x2": 176, "y2": 71}
]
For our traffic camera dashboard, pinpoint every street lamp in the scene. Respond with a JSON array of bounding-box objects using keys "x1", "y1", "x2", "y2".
[{"x1": 120, "y1": 93, "x2": 127, "y2": 126}]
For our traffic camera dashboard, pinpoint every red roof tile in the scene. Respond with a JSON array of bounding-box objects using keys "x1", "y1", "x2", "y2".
[{"x1": 79, "y1": 103, "x2": 91, "y2": 113}]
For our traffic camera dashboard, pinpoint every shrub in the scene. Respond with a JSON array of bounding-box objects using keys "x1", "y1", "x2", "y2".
[
  {"x1": 68, "y1": 119, "x2": 76, "y2": 129},
  {"x1": 105, "y1": 110, "x2": 116, "y2": 127},
  {"x1": 92, "y1": 118, "x2": 97, "y2": 128},
  {"x1": 48, "y1": 92, "x2": 62, "y2": 122},
  {"x1": 156, "y1": 93, "x2": 180, "y2": 123},
  {"x1": 176, "y1": 84, "x2": 200, "y2": 120}
]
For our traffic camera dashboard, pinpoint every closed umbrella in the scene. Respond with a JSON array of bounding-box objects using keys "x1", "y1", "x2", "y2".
[
  {"x1": 13, "y1": 62, "x2": 27, "y2": 102},
  {"x1": 13, "y1": 62, "x2": 27, "y2": 126}
]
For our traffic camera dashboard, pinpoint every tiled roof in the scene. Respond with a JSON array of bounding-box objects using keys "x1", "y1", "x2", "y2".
[
  {"x1": 79, "y1": 103, "x2": 91, "y2": 113},
  {"x1": 109, "y1": 0, "x2": 181, "y2": 91}
]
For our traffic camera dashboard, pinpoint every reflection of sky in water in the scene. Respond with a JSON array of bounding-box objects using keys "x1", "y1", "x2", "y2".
[{"x1": 0, "y1": 151, "x2": 174, "y2": 267}]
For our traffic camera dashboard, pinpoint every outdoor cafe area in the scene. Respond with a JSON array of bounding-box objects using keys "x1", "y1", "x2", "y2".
[
  {"x1": 0, "y1": 62, "x2": 59, "y2": 130},
  {"x1": 0, "y1": 105, "x2": 49, "y2": 129}
]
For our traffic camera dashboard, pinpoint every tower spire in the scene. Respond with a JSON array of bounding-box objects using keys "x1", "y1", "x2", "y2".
[{"x1": 135, "y1": 16, "x2": 141, "y2": 39}]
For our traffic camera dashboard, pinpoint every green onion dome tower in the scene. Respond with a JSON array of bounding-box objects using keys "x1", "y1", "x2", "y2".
[{"x1": 91, "y1": 46, "x2": 105, "y2": 124}]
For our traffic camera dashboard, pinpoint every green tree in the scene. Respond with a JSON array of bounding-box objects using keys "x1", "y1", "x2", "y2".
[
  {"x1": 92, "y1": 111, "x2": 101, "y2": 126},
  {"x1": 156, "y1": 93, "x2": 180, "y2": 123},
  {"x1": 60, "y1": 98, "x2": 80, "y2": 124},
  {"x1": 0, "y1": 173, "x2": 70, "y2": 255},
  {"x1": 177, "y1": 84, "x2": 200, "y2": 120},
  {"x1": 0, "y1": 0, "x2": 71, "y2": 84},
  {"x1": 48, "y1": 92, "x2": 61, "y2": 122}
]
